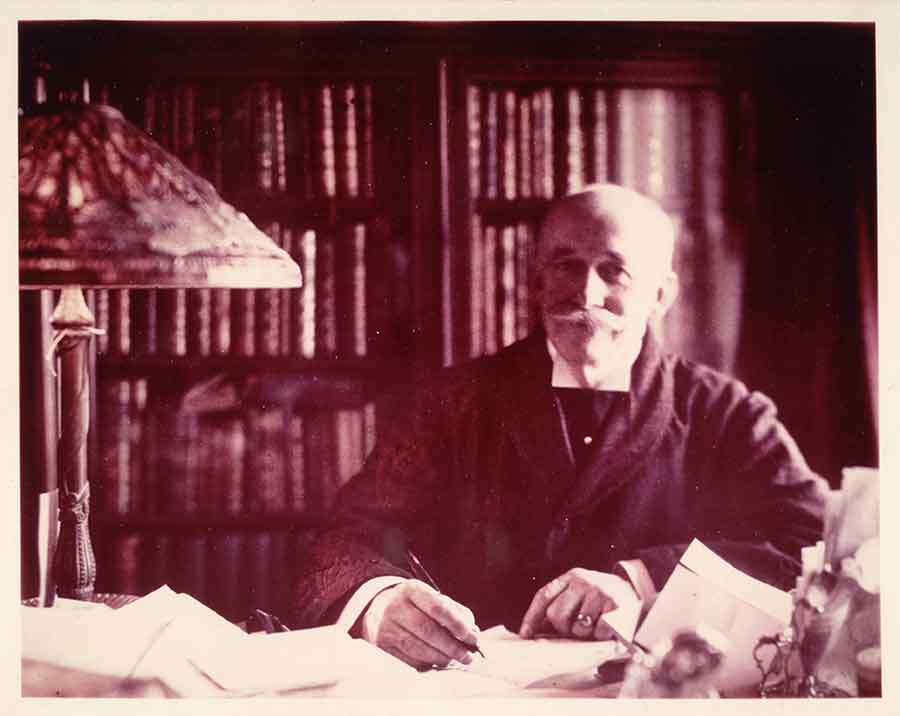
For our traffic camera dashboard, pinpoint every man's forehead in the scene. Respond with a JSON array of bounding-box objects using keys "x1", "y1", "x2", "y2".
[{"x1": 538, "y1": 185, "x2": 674, "y2": 260}]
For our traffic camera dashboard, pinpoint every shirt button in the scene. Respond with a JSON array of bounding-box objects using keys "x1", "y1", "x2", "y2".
[{"x1": 583, "y1": 436, "x2": 593, "y2": 445}]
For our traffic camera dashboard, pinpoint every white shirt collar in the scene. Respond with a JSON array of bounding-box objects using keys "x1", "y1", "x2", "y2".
[{"x1": 546, "y1": 338, "x2": 631, "y2": 392}]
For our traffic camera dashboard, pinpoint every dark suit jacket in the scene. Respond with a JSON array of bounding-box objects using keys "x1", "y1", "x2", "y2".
[{"x1": 292, "y1": 330, "x2": 825, "y2": 630}]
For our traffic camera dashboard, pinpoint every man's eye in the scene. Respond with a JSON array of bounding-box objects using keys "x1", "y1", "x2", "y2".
[{"x1": 596, "y1": 264, "x2": 631, "y2": 286}]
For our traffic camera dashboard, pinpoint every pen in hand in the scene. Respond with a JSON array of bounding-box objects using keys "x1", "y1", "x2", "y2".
[{"x1": 405, "y1": 548, "x2": 486, "y2": 659}]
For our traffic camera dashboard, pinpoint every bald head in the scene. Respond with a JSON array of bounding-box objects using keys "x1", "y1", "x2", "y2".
[
  {"x1": 537, "y1": 184, "x2": 676, "y2": 276},
  {"x1": 534, "y1": 183, "x2": 679, "y2": 383}
]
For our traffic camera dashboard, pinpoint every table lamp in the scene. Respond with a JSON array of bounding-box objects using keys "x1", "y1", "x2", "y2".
[{"x1": 19, "y1": 103, "x2": 302, "y2": 605}]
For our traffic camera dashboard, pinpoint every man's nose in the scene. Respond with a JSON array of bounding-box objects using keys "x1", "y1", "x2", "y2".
[{"x1": 582, "y1": 269, "x2": 609, "y2": 307}]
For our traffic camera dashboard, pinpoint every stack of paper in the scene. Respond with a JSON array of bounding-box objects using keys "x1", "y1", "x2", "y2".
[
  {"x1": 22, "y1": 585, "x2": 401, "y2": 697},
  {"x1": 633, "y1": 539, "x2": 793, "y2": 695}
]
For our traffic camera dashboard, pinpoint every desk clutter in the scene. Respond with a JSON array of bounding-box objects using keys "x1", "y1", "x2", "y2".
[{"x1": 22, "y1": 467, "x2": 880, "y2": 699}]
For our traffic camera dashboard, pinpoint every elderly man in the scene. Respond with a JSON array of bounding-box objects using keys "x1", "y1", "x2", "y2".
[{"x1": 293, "y1": 184, "x2": 824, "y2": 670}]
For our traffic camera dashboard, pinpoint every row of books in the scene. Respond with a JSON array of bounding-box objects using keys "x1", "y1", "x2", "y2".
[
  {"x1": 467, "y1": 83, "x2": 726, "y2": 207},
  {"x1": 96, "y1": 528, "x2": 317, "y2": 623},
  {"x1": 96, "y1": 79, "x2": 377, "y2": 201},
  {"x1": 467, "y1": 219, "x2": 536, "y2": 359},
  {"x1": 89, "y1": 221, "x2": 376, "y2": 359},
  {"x1": 96, "y1": 377, "x2": 377, "y2": 518}
]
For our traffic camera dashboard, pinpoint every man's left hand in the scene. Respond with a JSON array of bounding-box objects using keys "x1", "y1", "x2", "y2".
[{"x1": 519, "y1": 568, "x2": 638, "y2": 640}]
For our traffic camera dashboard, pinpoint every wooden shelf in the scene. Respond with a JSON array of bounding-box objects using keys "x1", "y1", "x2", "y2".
[
  {"x1": 99, "y1": 353, "x2": 395, "y2": 376},
  {"x1": 93, "y1": 512, "x2": 327, "y2": 532}
]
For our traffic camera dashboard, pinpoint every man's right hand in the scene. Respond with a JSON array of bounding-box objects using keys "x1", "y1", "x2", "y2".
[{"x1": 359, "y1": 580, "x2": 481, "y2": 669}]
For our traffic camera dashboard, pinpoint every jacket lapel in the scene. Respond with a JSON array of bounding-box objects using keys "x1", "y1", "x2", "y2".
[
  {"x1": 496, "y1": 332, "x2": 576, "y2": 508},
  {"x1": 546, "y1": 332, "x2": 675, "y2": 554}
]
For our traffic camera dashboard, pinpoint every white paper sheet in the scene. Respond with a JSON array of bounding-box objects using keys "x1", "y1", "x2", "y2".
[{"x1": 634, "y1": 539, "x2": 792, "y2": 694}]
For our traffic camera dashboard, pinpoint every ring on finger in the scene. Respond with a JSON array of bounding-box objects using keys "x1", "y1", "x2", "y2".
[{"x1": 575, "y1": 613, "x2": 594, "y2": 629}]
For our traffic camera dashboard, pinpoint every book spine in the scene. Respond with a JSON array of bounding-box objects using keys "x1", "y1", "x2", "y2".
[
  {"x1": 318, "y1": 84, "x2": 337, "y2": 198},
  {"x1": 539, "y1": 89, "x2": 554, "y2": 198},
  {"x1": 174, "y1": 533, "x2": 207, "y2": 602},
  {"x1": 141, "y1": 533, "x2": 170, "y2": 595},
  {"x1": 245, "y1": 532, "x2": 273, "y2": 612},
  {"x1": 352, "y1": 224, "x2": 367, "y2": 356},
  {"x1": 225, "y1": 416, "x2": 246, "y2": 515},
  {"x1": 129, "y1": 378, "x2": 148, "y2": 515},
  {"x1": 273, "y1": 84, "x2": 287, "y2": 193},
  {"x1": 279, "y1": 227, "x2": 293, "y2": 356},
  {"x1": 292, "y1": 229, "x2": 317, "y2": 359},
  {"x1": 518, "y1": 95, "x2": 532, "y2": 198},
  {"x1": 210, "y1": 289, "x2": 231, "y2": 355},
  {"x1": 255, "y1": 223, "x2": 281, "y2": 357},
  {"x1": 615, "y1": 89, "x2": 642, "y2": 193},
  {"x1": 230, "y1": 289, "x2": 256, "y2": 357},
  {"x1": 98, "y1": 379, "x2": 131, "y2": 517},
  {"x1": 141, "y1": 400, "x2": 159, "y2": 516},
  {"x1": 363, "y1": 402, "x2": 377, "y2": 459},
  {"x1": 156, "y1": 289, "x2": 187, "y2": 356},
  {"x1": 501, "y1": 90, "x2": 517, "y2": 200},
  {"x1": 592, "y1": 88, "x2": 609, "y2": 183},
  {"x1": 467, "y1": 85, "x2": 481, "y2": 199},
  {"x1": 261, "y1": 406, "x2": 287, "y2": 512},
  {"x1": 186, "y1": 289, "x2": 212, "y2": 357},
  {"x1": 245, "y1": 407, "x2": 287, "y2": 513},
  {"x1": 499, "y1": 226, "x2": 516, "y2": 348},
  {"x1": 93, "y1": 289, "x2": 110, "y2": 355},
  {"x1": 268, "y1": 532, "x2": 290, "y2": 623},
  {"x1": 109, "y1": 533, "x2": 141, "y2": 597},
  {"x1": 647, "y1": 88, "x2": 668, "y2": 200},
  {"x1": 315, "y1": 234, "x2": 337, "y2": 357},
  {"x1": 253, "y1": 81, "x2": 275, "y2": 192},
  {"x1": 566, "y1": 87, "x2": 585, "y2": 193},
  {"x1": 209, "y1": 532, "x2": 242, "y2": 623},
  {"x1": 108, "y1": 289, "x2": 130, "y2": 355},
  {"x1": 484, "y1": 89, "x2": 499, "y2": 199},
  {"x1": 334, "y1": 408, "x2": 364, "y2": 491},
  {"x1": 515, "y1": 222, "x2": 532, "y2": 340},
  {"x1": 304, "y1": 410, "x2": 336, "y2": 512},
  {"x1": 339, "y1": 82, "x2": 360, "y2": 198},
  {"x1": 469, "y1": 214, "x2": 484, "y2": 358},
  {"x1": 288, "y1": 412, "x2": 306, "y2": 512},
  {"x1": 482, "y1": 224, "x2": 497, "y2": 355},
  {"x1": 129, "y1": 289, "x2": 157, "y2": 356},
  {"x1": 180, "y1": 412, "x2": 201, "y2": 513},
  {"x1": 360, "y1": 83, "x2": 375, "y2": 198},
  {"x1": 335, "y1": 224, "x2": 367, "y2": 358}
]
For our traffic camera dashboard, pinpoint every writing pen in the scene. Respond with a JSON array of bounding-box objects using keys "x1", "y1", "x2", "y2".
[{"x1": 405, "y1": 548, "x2": 486, "y2": 659}]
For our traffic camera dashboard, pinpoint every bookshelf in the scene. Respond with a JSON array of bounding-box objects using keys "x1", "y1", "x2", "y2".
[
  {"x1": 18, "y1": 27, "x2": 436, "y2": 620},
  {"x1": 19, "y1": 22, "x2": 774, "y2": 624},
  {"x1": 442, "y1": 58, "x2": 751, "y2": 372},
  {"x1": 20, "y1": 32, "x2": 752, "y2": 624}
]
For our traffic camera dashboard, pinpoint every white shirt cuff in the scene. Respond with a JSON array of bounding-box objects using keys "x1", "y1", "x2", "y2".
[
  {"x1": 615, "y1": 559, "x2": 658, "y2": 603},
  {"x1": 335, "y1": 576, "x2": 407, "y2": 633}
]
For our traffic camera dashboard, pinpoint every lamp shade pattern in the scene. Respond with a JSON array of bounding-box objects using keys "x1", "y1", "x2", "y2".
[{"x1": 19, "y1": 103, "x2": 301, "y2": 289}]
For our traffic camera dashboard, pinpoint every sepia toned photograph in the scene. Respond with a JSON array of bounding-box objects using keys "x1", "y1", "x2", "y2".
[{"x1": 14, "y1": 8, "x2": 890, "y2": 705}]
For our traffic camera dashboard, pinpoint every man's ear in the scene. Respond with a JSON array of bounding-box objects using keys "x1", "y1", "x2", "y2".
[{"x1": 652, "y1": 271, "x2": 679, "y2": 319}]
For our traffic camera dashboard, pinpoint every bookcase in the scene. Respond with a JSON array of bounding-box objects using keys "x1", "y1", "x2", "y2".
[
  {"x1": 441, "y1": 58, "x2": 753, "y2": 372},
  {"x1": 87, "y1": 74, "x2": 426, "y2": 621},
  {"x1": 20, "y1": 22, "x2": 778, "y2": 623},
  {"x1": 18, "y1": 22, "x2": 447, "y2": 621},
  {"x1": 20, "y1": 29, "x2": 749, "y2": 622}
]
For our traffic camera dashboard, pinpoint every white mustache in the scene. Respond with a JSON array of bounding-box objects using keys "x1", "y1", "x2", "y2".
[{"x1": 549, "y1": 307, "x2": 625, "y2": 333}]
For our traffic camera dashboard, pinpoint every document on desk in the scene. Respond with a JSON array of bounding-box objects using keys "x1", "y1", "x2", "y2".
[{"x1": 633, "y1": 539, "x2": 793, "y2": 694}]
